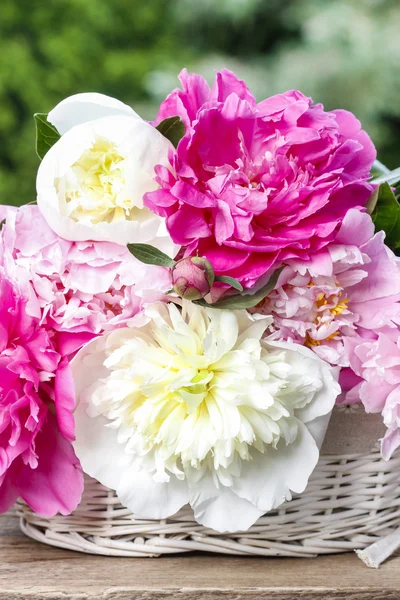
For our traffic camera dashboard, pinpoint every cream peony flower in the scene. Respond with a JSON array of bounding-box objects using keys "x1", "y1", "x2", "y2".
[
  {"x1": 72, "y1": 301, "x2": 340, "y2": 532},
  {"x1": 36, "y1": 93, "x2": 177, "y2": 253}
]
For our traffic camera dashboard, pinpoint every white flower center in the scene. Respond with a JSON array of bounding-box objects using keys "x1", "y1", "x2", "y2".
[
  {"x1": 85, "y1": 303, "x2": 322, "y2": 483},
  {"x1": 58, "y1": 137, "x2": 135, "y2": 225}
]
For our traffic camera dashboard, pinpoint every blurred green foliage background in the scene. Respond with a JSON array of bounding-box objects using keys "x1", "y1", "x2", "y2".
[{"x1": 1, "y1": 0, "x2": 399, "y2": 206}]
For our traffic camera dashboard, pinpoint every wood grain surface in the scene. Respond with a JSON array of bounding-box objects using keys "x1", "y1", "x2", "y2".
[{"x1": 1, "y1": 512, "x2": 400, "y2": 599}]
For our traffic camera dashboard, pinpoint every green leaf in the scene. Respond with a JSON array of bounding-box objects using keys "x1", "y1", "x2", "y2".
[
  {"x1": 34, "y1": 113, "x2": 61, "y2": 160},
  {"x1": 196, "y1": 267, "x2": 284, "y2": 310},
  {"x1": 127, "y1": 243, "x2": 175, "y2": 268},
  {"x1": 0, "y1": 219, "x2": 5, "y2": 231},
  {"x1": 371, "y1": 182, "x2": 400, "y2": 252},
  {"x1": 156, "y1": 116, "x2": 185, "y2": 148},
  {"x1": 214, "y1": 275, "x2": 243, "y2": 292}
]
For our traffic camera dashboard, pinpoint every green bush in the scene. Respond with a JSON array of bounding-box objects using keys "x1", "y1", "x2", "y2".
[
  {"x1": 0, "y1": 0, "x2": 191, "y2": 206},
  {"x1": 1, "y1": 0, "x2": 399, "y2": 207}
]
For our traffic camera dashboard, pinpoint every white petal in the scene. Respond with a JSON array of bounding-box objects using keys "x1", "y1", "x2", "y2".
[
  {"x1": 71, "y1": 335, "x2": 110, "y2": 397},
  {"x1": 117, "y1": 471, "x2": 189, "y2": 520},
  {"x1": 189, "y1": 473, "x2": 264, "y2": 533},
  {"x1": 72, "y1": 330, "x2": 189, "y2": 517},
  {"x1": 48, "y1": 92, "x2": 139, "y2": 134},
  {"x1": 305, "y1": 413, "x2": 332, "y2": 450},
  {"x1": 235, "y1": 311, "x2": 272, "y2": 346},
  {"x1": 74, "y1": 408, "x2": 130, "y2": 491},
  {"x1": 204, "y1": 309, "x2": 239, "y2": 362},
  {"x1": 231, "y1": 421, "x2": 319, "y2": 512},
  {"x1": 265, "y1": 339, "x2": 340, "y2": 422},
  {"x1": 71, "y1": 337, "x2": 131, "y2": 489}
]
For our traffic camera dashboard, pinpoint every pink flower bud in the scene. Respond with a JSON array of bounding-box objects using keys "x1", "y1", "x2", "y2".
[{"x1": 171, "y1": 257, "x2": 215, "y2": 301}]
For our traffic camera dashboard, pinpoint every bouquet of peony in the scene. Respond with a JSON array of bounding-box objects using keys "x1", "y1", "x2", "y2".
[{"x1": 2, "y1": 69, "x2": 400, "y2": 533}]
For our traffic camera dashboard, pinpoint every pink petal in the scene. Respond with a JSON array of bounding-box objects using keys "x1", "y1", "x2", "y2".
[
  {"x1": 211, "y1": 69, "x2": 256, "y2": 105},
  {"x1": 54, "y1": 358, "x2": 76, "y2": 442},
  {"x1": 15, "y1": 415, "x2": 83, "y2": 517}
]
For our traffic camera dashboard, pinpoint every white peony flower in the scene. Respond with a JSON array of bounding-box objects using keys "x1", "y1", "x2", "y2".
[
  {"x1": 72, "y1": 301, "x2": 340, "y2": 533},
  {"x1": 36, "y1": 93, "x2": 177, "y2": 254}
]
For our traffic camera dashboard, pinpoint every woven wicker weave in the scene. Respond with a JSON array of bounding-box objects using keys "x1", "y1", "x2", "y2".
[{"x1": 18, "y1": 407, "x2": 400, "y2": 557}]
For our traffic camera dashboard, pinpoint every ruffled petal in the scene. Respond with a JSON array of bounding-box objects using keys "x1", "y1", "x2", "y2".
[
  {"x1": 15, "y1": 415, "x2": 83, "y2": 517},
  {"x1": 266, "y1": 340, "x2": 340, "y2": 423}
]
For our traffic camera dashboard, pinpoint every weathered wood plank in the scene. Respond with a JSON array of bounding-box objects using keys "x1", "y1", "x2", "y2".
[{"x1": 1, "y1": 512, "x2": 400, "y2": 599}]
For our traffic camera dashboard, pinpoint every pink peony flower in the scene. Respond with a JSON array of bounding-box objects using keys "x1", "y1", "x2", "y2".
[
  {"x1": 258, "y1": 210, "x2": 400, "y2": 367},
  {"x1": 346, "y1": 330, "x2": 400, "y2": 459},
  {"x1": 145, "y1": 69, "x2": 376, "y2": 288},
  {"x1": 0, "y1": 205, "x2": 171, "y2": 337},
  {"x1": 252, "y1": 208, "x2": 400, "y2": 459},
  {"x1": 0, "y1": 274, "x2": 83, "y2": 515}
]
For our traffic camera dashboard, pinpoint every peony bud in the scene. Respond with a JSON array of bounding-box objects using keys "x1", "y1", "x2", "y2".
[{"x1": 171, "y1": 257, "x2": 215, "y2": 301}]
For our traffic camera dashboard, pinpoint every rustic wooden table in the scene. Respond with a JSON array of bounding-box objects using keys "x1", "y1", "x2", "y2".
[{"x1": 1, "y1": 512, "x2": 400, "y2": 599}]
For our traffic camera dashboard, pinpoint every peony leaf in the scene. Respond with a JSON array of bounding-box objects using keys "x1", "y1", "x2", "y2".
[
  {"x1": 196, "y1": 267, "x2": 283, "y2": 310},
  {"x1": 127, "y1": 243, "x2": 175, "y2": 268},
  {"x1": 34, "y1": 113, "x2": 61, "y2": 160},
  {"x1": 214, "y1": 275, "x2": 243, "y2": 292},
  {"x1": 156, "y1": 116, "x2": 185, "y2": 148},
  {"x1": 371, "y1": 182, "x2": 400, "y2": 254}
]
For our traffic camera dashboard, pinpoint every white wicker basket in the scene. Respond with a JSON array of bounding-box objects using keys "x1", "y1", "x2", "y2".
[{"x1": 18, "y1": 406, "x2": 400, "y2": 558}]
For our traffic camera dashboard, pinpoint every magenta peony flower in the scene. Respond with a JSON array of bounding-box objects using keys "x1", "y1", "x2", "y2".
[
  {"x1": 145, "y1": 69, "x2": 376, "y2": 288},
  {"x1": 0, "y1": 274, "x2": 83, "y2": 515},
  {"x1": 257, "y1": 210, "x2": 400, "y2": 367},
  {"x1": 0, "y1": 205, "x2": 171, "y2": 337},
  {"x1": 171, "y1": 256, "x2": 214, "y2": 300}
]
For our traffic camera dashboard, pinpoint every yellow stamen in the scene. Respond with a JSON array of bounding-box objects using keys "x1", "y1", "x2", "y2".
[{"x1": 60, "y1": 138, "x2": 134, "y2": 225}]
